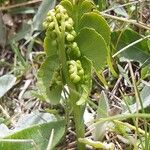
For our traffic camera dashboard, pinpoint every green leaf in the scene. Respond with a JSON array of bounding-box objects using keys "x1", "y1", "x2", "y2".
[
  {"x1": 79, "y1": 0, "x2": 96, "y2": 18},
  {"x1": 112, "y1": 29, "x2": 150, "y2": 66},
  {"x1": 76, "y1": 28, "x2": 108, "y2": 70},
  {"x1": 0, "y1": 112, "x2": 56, "y2": 138},
  {"x1": 0, "y1": 120, "x2": 66, "y2": 150},
  {"x1": 76, "y1": 57, "x2": 92, "y2": 105},
  {"x1": 61, "y1": 0, "x2": 96, "y2": 32},
  {"x1": 37, "y1": 55, "x2": 62, "y2": 105},
  {"x1": 60, "y1": 0, "x2": 73, "y2": 18},
  {"x1": 14, "y1": 112, "x2": 56, "y2": 130},
  {"x1": 78, "y1": 12, "x2": 110, "y2": 45},
  {"x1": 0, "y1": 74, "x2": 16, "y2": 98}
]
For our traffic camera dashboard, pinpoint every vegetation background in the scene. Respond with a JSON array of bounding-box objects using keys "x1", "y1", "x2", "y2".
[{"x1": 0, "y1": 0, "x2": 150, "y2": 149}]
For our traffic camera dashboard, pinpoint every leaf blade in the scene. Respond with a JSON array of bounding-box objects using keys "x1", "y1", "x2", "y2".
[
  {"x1": 0, "y1": 74, "x2": 16, "y2": 98},
  {"x1": 76, "y1": 28, "x2": 108, "y2": 70},
  {"x1": 78, "y1": 12, "x2": 110, "y2": 45},
  {"x1": 112, "y1": 29, "x2": 150, "y2": 66},
  {"x1": 0, "y1": 120, "x2": 66, "y2": 150},
  {"x1": 37, "y1": 55, "x2": 62, "y2": 104}
]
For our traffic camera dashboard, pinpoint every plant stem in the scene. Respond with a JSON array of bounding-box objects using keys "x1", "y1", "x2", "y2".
[
  {"x1": 92, "y1": 113, "x2": 150, "y2": 126},
  {"x1": 69, "y1": 87, "x2": 86, "y2": 150},
  {"x1": 55, "y1": 13, "x2": 86, "y2": 149},
  {"x1": 95, "y1": 70, "x2": 109, "y2": 89}
]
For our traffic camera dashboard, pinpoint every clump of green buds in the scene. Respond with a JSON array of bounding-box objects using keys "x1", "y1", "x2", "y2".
[
  {"x1": 50, "y1": 70, "x2": 62, "y2": 87},
  {"x1": 66, "y1": 42, "x2": 81, "y2": 59},
  {"x1": 68, "y1": 60, "x2": 84, "y2": 83},
  {"x1": 43, "y1": 4, "x2": 81, "y2": 59},
  {"x1": 43, "y1": 5, "x2": 67, "y2": 30}
]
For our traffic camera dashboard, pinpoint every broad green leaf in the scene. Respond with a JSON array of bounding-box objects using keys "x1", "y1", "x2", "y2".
[
  {"x1": 60, "y1": 0, "x2": 73, "y2": 18},
  {"x1": 76, "y1": 28, "x2": 108, "y2": 70},
  {"x1": 61, "y1": 0, "x2": 96, "y2": 31},
  {"x1": 37, "y1": 55, "x2": 62, "y2": 104},
  {"x1": 112, "y1": 29, "x2": 150, "y2": 66},
  {"x1": 0, "y1": 120, "x2": 66, "y2": 150},
  {"x1": 0, "y1": 74, "x2": 16, "y2": 98},
  {"x1": 79, "y1": 0, "x2": 96, "y2": 18},
  {"x1": 76, "y1": 57, "x2": 92, "y2": 105},
  {"x1": 14, "y1": 112, "x2": 56, "y2": 130},
  {"x1": 78, "y1": 12, "x2": 110, "y2": 45},
  {"x1": 0, "y1": 112, "x2": 56, "y2": 138}
]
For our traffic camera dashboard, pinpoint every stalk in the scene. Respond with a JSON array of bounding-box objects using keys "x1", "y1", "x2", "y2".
[
  {"x1": 69, "y1": 86, "x2": 86, "y2": 150},
  {"x1": 56, "y1": 12, "x2": 86, "y2": 149},
  {"x1": 70, "y1": 3, "x2": 86, "y2": 148},
  {"x1": 52, "y1": 15, "x2": 67, "y2": 83}
]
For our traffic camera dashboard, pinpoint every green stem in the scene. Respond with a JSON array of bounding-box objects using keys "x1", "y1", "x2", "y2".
[
  {"x1": 52, "y1": 6, "x2": 86, "y2": 149},
  {"x1": 52, "y1": 15, "x2": 68, "y2": 83},
  {"x1": 95, "y1": 70, "x2": 109, "y2": 89},
  {"x1": 107, "y1": 48, "x2": 118, "y2": 78},
  {"x1": 69, "y1": 86, "x2": 86, "y2": 150},
  {"x1": 93, "y1": 113, "x2": 150, "y2": 125}
]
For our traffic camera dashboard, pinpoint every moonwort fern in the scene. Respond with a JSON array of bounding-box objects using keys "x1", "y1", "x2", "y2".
[{"x1": 38, "y1": 0, "x2": 110, "y2": 149}]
